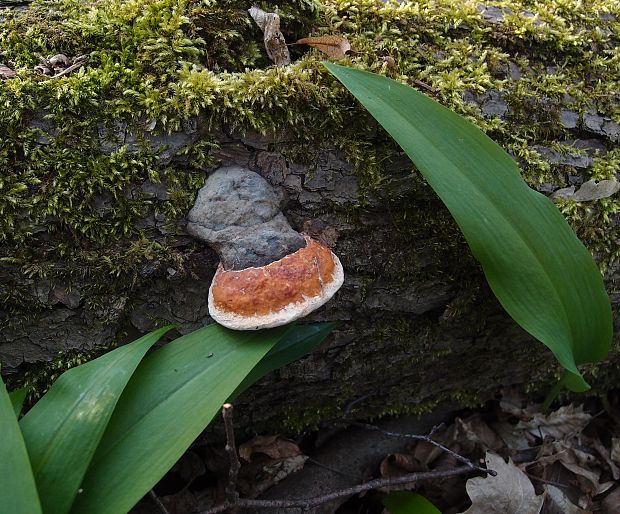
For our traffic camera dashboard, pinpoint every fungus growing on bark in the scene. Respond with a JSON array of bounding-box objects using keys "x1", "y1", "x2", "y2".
[{"x1": 187, "y1": 166, "x2": 344, "y2": 330}]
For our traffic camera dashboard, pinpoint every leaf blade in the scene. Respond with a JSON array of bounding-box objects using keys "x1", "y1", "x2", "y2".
[
  {"x1": 0, "y1": 375, "x2": 42, "y2": 514},
  {"x1": 230, "y1": 321, "x2": 337, "y2": 399},
  {"x1": 383, "y1": 491, "x2": 441, "y2": 514},
  {"x1": 9, "y1": 386, "x2": 27, "y2": 417},
  {"x1": 19, "y1": 326, "x2": 172, "y2": 514},
  {"x1": 71, "y1": 324, "x2": 286, "y2": 514},
  {"x1": 324, "y1": 63, "x2": 612, "y2": 390}
]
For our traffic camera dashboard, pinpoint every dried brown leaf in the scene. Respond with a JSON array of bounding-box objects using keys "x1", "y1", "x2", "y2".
[
  {"x1": 522, "y1": 405, "x2": 592, "y2": 440},
  {"x1": 0, "y1": 65, "x2": 17, "y2": 79},
  {"x1": 537, "y1": 441, "x2": 602, "y2": 495},
  {"x1": 238, "y1": 454, "x2": 307, "y2": 498},
  {"x1": 463, "y1": 452, "x2": 544, "y2": 514},
  {"x1": 295, "y1": 35, "x2": 351, "y2": 59},
  {"x1": 239, "y1": 435, "x2": 302, "y2": 462},
  {"x1": 380, "y1": 452, "x2": 421, "y2": 476},
  {"x1": 611, "y1": 438, "x2": 620, "y2": 465},
  {"x1": 248, "y1": 7, "x2": 290, "y2": 66},
  {"x1": 454, "y1": 414, "x2": 504, "y2": 452},
  {"x1": 602, "y1": 487, "x2": 620, "y2": 514}
]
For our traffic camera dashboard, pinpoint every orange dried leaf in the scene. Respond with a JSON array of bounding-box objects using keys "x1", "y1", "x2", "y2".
[{"x1": 295, "y1": 35, "x2": 351, "y2": 59}]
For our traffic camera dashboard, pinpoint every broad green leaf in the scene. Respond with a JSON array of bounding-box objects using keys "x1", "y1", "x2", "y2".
[
  {"x1": 71, "y1": 323, "x2": 287, "y2": 514},
  {"x1": 231, "y1": 321, "x2": 337, "y2": 399},
  {"x1": 324, "y1": 63, "x2": 612, "y2": 391},
  {"x1": 0, "y1": 375, "x2": 42, "y2": 514},
  {"x1": 9, "y1": 386, "x2": 27, "y2": 417},
  {"x1": 20, "y1": 326, "x2": 172, "y2": 514},
  {"x1": 383, "y1": 491, "x2": 441, "y2": 514}
]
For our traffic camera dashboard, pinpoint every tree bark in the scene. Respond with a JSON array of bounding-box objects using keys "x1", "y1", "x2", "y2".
[{"x1": 1, "y1": 0, "x2": 619, "y2": 432}]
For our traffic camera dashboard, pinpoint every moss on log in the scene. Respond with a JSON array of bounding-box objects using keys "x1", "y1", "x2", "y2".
[{"x1": 0, "y1": 0, "x2": 619, "y2": 430}]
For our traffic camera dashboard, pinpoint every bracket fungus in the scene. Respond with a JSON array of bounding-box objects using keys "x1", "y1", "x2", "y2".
[{"x1": 187, "y1": 166, "x2": 344, "y2": 330}]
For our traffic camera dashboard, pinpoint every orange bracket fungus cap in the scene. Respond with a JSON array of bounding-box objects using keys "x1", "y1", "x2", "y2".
[{"x1": 187, "y1": 167, "x2": 344, "y2": 330}]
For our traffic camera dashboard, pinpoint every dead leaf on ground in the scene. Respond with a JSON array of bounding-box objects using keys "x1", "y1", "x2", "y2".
[
  {"x1": 0, "y1": 65, "x2": 17, "y2": 79},
  {"x1": 295, "y1": 35, "x2": 351, "y2": 59},
  {"x1": 248, "y1": 6, "x2": 290, "y2": 66},
  {"x1": 239, "y1": 435, "x2": 302, "y2": 462},
  {"x1": 551, "y1": 179, "x2": 620, "y2": 202},
  {"x1": 586, "y1": 436, "x2": 620, "y2": 480},
  {"x1": 378, "y1": 452, "x2": 423, "y2": 492},
  {"x1": 602, "y1": 487, "x2": 620, "y2": 514},
  {"x1": 237, "y1": 454, "x2": 308, "y2": 498},
  {"x1": 499, "y1": 389, "x2": 540, "y2": 419},
  {"x1": 536, "y1": 441, "x2": 603, "y2": 495},
  {"x1": 462, "y1": 452, "x2": 544, "y2": 514},
  {"x1": 611, "y1": 438, "x2": 620, "y2": 465},
  {"x1": 521, "y1": 405, "x2": 592, "y2": 440},
  {"x1": 544, "y1": 485, "x2": 591, "y2": 514}
]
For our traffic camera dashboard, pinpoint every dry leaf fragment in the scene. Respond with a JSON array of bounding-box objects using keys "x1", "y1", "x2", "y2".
[
  {"x1": 551, "y1": 179, "x2": 620, "y2": 202},
  {"x1": 611, "y1": 438, "x2": 620, "y2": 465},
  {"x1": 295, "y1": 35, "x2": 351, "y2": 59},
  {"x1": 239, "y1": 434, "x2": 302, "y2": 462},
  {"x1": 602, "y1": 487, "x2": 620, "y2": 514},
  {"x1": 381, "y1": 55, "x2": 396, "y2": 68},
  {"x1": 536, "y1": 441, "x2": 602, "y2": 495},
  {"x1": 0, "y1": 65, "x2": 17, "y2": 79},
  {"x1": 248, "y1": 6, "x2": 290, "y2": 66},
  {"x1": 462, "y1": 452, "x2": 545, "y2": 514},
  {"x1": 516, "y1": 404, "x2": 592, "y2": 441},
  {"x1": 544, "y1": 485, "x2": 591, "y2": 514}
]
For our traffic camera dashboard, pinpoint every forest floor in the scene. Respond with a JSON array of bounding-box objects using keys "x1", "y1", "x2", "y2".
[{"x1": 132, "y1": 390, "x2": 620, "y2": 514}]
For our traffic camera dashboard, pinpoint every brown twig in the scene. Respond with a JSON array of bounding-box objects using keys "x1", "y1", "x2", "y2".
[
  {"x1": 222, "y1": 403, "x2": 240, "y2": 504},
  {"x1": 199, "y1": 466, "x2": 480, "y2": 513},
  {"x1": 149, "y1": 489, "x2": 171, "y2": 514},
  {"x1": 50, "y1": 57, "x2": 87, "y2": 79},
  {"x1": 341, "y1": 419, "x2": 496, "y2": 477},
  {"x1": 411, "y1": 78, "x2": 439, "y2": 94}
]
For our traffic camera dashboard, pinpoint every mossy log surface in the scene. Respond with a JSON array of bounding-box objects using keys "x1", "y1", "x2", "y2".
[{"x1": 1, "y1": 0, "x2": 619, "y2": 431}]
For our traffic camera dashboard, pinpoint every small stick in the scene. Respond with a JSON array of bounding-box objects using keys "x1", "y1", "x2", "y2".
[
  {"x1": 412, "y1": 79, "x2": 439, "y2": 94},
  {"x1": 198, "y1": 466, "x2": 480, "y2": 513},
  {"x1": 50, "y1": 57, "x2": 87, "y2": 79},
  {"x1": 149, "y1": 489, "x2": 171, "y2": 514},
  {"x1": 222, "y1": 403, "x2": 240, "y2": 504},
  {"x1": 341, "y1": 419, "x2": 496, "y2": 477}
]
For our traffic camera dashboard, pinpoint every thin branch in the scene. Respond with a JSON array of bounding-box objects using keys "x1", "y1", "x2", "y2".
[
  {"x1": 222, "y1": 403, "x2": 240, "y2": 504},
  {"x1": 199, "y1": 466, "x2": 481, "y2": 513},
  {"x1": 50, "y1": 57, "x2": 87, "y2": 79},
  {"x1": 341, "y1": 419, "x2": 496, "y2": 477},
  {"x1": 306, "y1": 457, "x2": 362, "y2": 480},
  {"x1": 149, "y1": 489, "x2": 171, "y2": 514}
]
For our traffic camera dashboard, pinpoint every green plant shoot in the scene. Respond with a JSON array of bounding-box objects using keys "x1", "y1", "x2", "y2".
[{"x1": 324, "y1": 63, "x2": 612, "y2": 393}]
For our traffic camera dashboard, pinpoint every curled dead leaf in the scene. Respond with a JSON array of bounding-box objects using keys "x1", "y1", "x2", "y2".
[
  {"x1": 295, "y1": 35, "x2": 351, "y2": 59},
  {"x1": 248, "y1": 6, "x2": 290, "y2": 66},
  {"x1": 239, "y1": 434, "x2": 302, "y2": 462},
  {"x1": 381, "y1": 55, "x2": 396, "y2": 68},
  {"x1": 380, "y1": 452, "x2": 421, "y2": 476}
]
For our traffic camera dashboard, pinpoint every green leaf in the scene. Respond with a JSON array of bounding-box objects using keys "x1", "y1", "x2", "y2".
[
  {"x1": 324, "y1": 63, "x2": 612, "y2": 391},
  {"x1": 9, "y1": 386, "x2": 27, "y2": 417},
  {"x1": 19, "y1": 326, "x2": 172, "y2": 514},
  {"x1": 0, "y1": 375, "x2": 42, "y2": 514},
  {"x1": 231, "y1": 321, "x2": 337, "y2": 399},
  {"x1": 71, "y1": 323, "x2": 287, "y2": 514},
  {"x1": 383, "y1": 491, "x2": 441, "y2": 514}
]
